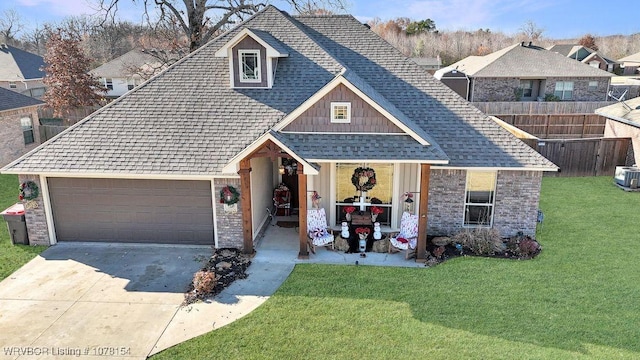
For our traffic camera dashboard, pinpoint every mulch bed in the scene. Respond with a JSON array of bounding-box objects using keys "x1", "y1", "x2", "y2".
[{"x1": 183, "y1": 248, "x2": 251, "y2": 306}]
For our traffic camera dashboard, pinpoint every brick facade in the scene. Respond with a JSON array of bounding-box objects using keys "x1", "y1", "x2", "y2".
[
  {"x1": 0, "y1": 105, "x2": 40, "y2": 166},
  {"x1": 17, "y1": 174, "x2": 50, "y2": 246},
  {"x1": 493, "y1": 170, "x2": 542, "y2": 236},
  {"x1": 471, "y1": 77, "x2": 609, "y2": 102},
  {"x1": 427, "y1": 169, "x2": 542, "y2": 237},
  {"x1": 214, "y1": 178, "x2": 244, "y2": 249}
]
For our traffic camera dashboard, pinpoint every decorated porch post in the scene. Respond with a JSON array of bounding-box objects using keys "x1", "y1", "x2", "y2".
[
  {"x1": 416, "y1": 164, "x2": 431, "y2": 262},
  {"x1": 239, "y1": 158, "x2": 253, "y2": 254},
  {"x1": 298, "y1": 162, "x2": 309, "y2": 259}
]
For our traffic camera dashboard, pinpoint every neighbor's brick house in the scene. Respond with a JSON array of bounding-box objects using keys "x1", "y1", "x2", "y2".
[
  {"x1": 1, "y1": 6, "x2": 556, "y2": 261},
  {"x1": 0, "y1": 88, "x2": 42, "y2": 167},
  {"x1": 435, "y1": 42, "x2": 613, "y2": 102}
]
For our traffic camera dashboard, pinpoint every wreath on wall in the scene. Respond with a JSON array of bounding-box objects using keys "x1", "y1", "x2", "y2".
[
  {"x1": 351, "y1": 167, "x2": 377, "y2": 192},
  {"x1": 19, "y1": 181, "x2": 39, "y2": 201},
  {"x1": 219, "y1": 185, "x2": 240, "y2": 205}
]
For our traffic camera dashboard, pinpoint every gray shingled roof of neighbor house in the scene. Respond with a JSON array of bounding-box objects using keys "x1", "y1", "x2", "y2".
[
  {"x1": 595, "y1": 97, "x2": 640, "y2": 125},
  {"x1": 448, "y1": 43, "x2": 613, "y2": 78},
  {"x1": 1, "y1": 6, "x2": 556, "y2": 176},
  {"x1": 90, "y1": 49, "x2": 171, "y2": 78},
  {"x1": 0, "y1": 87, "x2": 43, "y2": 112},
  {"x1": 0, "y1": 44, "x2": 46, "y2": 81}
]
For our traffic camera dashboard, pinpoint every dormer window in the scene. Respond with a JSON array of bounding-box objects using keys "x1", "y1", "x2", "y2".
[
  {"x1": 331, "y1": 102, "x2": 351, "y2": 123},
  {"x1": 239, "y1": 50, "x2": 261, "y2": 83}
]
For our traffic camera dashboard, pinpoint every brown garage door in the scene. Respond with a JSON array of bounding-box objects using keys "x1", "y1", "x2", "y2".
[{"x1": 48, "y1": 178, "x2": 214, "y2": 245}]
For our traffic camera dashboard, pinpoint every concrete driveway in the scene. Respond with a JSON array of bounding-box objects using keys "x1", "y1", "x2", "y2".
[{"x1": 0, "y1": 243, "x2": 211, "y2": 360}]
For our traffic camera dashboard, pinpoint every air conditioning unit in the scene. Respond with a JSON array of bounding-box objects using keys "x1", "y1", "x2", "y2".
[{"x1": 614, "y1": 166, "x2": 640, "y2": 188}]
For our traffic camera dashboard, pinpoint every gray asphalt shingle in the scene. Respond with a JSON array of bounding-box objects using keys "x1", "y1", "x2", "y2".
[
  {"x1": 2, "y1": 6, "x2": 556, "y2": 175},
  {"x1": 0, "y1": 87, "x2": 43, "y2": 112}
]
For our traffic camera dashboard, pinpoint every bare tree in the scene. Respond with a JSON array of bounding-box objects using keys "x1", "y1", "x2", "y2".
[
  {"x1": 20, "y1": 25, "x2": 48, "y2": 55},
  {"x1": 0, "y1": 9, "x2": 23, "y2": 44},
  {"x1": 518, "y1": 20, "x2": 544, "y2": 43},
  {"x1": 96, "y1": 0, "x2": 348, "y2": 52}
]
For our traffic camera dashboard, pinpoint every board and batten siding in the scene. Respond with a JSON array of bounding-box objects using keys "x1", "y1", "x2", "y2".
[
  {"x1": 250, "y1": 156, "x2": 274, "y2": 239},
  {"x1": 282, "y1": 84, "x2": 404, "y2": 133},
  {"x1": 231, "y1": 36, "x2": 268, "y2": 88}
]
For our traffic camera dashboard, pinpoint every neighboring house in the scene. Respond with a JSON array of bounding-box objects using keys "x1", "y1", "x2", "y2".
[
  {"x1": 434, "y1": 42, "x2": 613, "y2": 102},
  {"x1": 0, "y1": 43, "x2": 46, "y2": 99},
  {"x1": 618, "y1": 51, "x2": 640, "y2": 75},
  {"x1": 411, "y1": 56, "x2": 441, "y2": 74},
  {"x1": 90, "y1": 49, "x2": 171, "y2": 98},
  {"x1": 548, "y1": 44, "x2": 619, "y2": 73},
  {"x1": 1, "y1": 6, "x2": 556, "y2": 262},
  {"x1": 0, "y1": 88, "x2": 43, "y2": 166},
  {"x1": 596, "y1": 96, "x2": 640, "y2": 164}
]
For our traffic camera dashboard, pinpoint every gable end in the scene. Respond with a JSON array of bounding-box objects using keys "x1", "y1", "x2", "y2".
[{"x1": 282, "y1": 84, "x2": 404, "y2": 133}]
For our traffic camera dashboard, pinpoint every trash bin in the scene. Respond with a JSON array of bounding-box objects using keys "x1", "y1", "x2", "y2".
[{"x1": 1, "y1": 203, "x2": 29, "y2": 245}]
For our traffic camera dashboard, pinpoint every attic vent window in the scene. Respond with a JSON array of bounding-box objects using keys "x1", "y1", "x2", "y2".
[
  {"x1": 239, "y1": 50, "x2": 261, "y2": 83},
  {"x1": 331, "y1": 102, "x2": 351, "y2": 123}
]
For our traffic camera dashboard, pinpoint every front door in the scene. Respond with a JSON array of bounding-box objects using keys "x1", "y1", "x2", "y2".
[{"x1": 281, "y1": 158, "x2": 299, "y2": 213}]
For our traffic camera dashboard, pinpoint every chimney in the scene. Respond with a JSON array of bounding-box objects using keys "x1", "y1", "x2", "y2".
[
  {"x1": 528, "y1": 41, "x2": 532, "y2": 47},
  {"x1": 521, "y1": 41, "x2": 525, "y2": 47}
]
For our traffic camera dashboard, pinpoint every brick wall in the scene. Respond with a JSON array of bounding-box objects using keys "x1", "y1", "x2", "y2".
[
  {"x1": 0, "y1": 106, "x2": 41, "y2": 166},
  {"x1": 17, "y1": 174, "x2": 50, "y2": 246},
  {"x1": 542, "y1": 77, "x2": 608, "y2": 101},
  {"x1": 214, "y1": 178, "x2": 244, "y2": 249},
  {"x1": 493, "y1": 170, "x2": 542, "y2": 236},
  {"x1": 427, "y1": 169, "x2": 466, "y2": 236},
  {"x1": 471, "y1": 77, "x2": 609, "y2": 102},
  {"x1": 427, "y1": 169, "x2": 542, "y2": 237}
]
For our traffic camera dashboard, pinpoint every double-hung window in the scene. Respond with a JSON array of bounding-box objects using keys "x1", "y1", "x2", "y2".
[
  {"x1": 519, "y1": 80, "x2": 533, "y2": 98},
  {"x1": 335, "y1": 163, "x2": 394, "y2": 226},
  {"x1": 554, "y1": 81, "x2": 574, "y2": 100},
  {"x1": 239, "y1": 50, "x2": 261, "y2": 83},
  {"x1": 464, "y1": 171, "x2": 497, "y2": 227},
  {"x1": 104, "y1": 78, "x2": 113, "y2": 90},
  {"x1": 21, "y1": 117, "x2": 34, "y2": 145}
]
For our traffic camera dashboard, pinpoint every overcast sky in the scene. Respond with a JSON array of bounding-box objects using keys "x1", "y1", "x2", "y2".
[{"x1": 2, "y1": 0, "x2": 638, "y2": 39}]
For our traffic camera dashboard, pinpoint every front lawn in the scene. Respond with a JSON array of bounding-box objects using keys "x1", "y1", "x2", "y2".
[
  {"x1": 0, "y1": 174, "x2": 46, "y2": 280},
  {"x1": 154, "y1": 176, "x2": 640, "y2": 359}
]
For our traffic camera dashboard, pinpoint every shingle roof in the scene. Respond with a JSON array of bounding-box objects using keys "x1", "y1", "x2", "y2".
[
  {"x1": 450, "y1": 43, "x2": 613, "y2": 78},
  {"x1": 595, "y1": 97, "x2": 640, "y2": 126},
  {"x1": 91, "y1": 49, "x2": 171, "y2": 78},
  {"x1": 272, "y1": 132, "x2": 448, "y2": 162},
  {"x1": 0, "y1": 87, "x2": 43, "y2": 112},
  {"x1": 619, "y1": 51, "x2": 640, "y2": 64},
  {"x1": 0, "y1": 44, "x2": 45, "y2": 81},
  {"x1": 2, "y1": 6, "x2": 556, "y2": 175}
]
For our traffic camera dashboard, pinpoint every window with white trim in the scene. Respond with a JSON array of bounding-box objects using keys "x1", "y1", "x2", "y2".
[
  {"x1": 9, "y1": 82, "x2": 17, "y2": 89},
  {"x1": 104, "y1": 78, "x2": 113, "y2": 90},
  {"x1": 127, "y1": 77, "x2": 141, "y2": 90},
  {"x1": 464, "y1": 171, "x2": 497, "y2": 227},
  {"x1": 335, "y1": 163, "x2": 394, "y2": 226},
  {"x1": 239, "y1": 50, "x2": 261, "y2": 82},
  {"x1": 588, "y1": 81, "x2": 598, "y2": 90},
  {"x1": 553, "y1": 81, "x2": 574, "y2": 100},
  {"x1": 331, "y1": 102, "x2": 351, "y2": 123},
  {"x1": 20, "y1": 117, "x2": 34, "y2": 145},
  {"x1": 519, "y1": 80, "x2": 533, "y2": 98}
]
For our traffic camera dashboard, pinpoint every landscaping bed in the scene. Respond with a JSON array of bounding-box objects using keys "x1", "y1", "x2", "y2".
[{"x1": 183, "y1": 248, "x2": 251, "y2": 306}]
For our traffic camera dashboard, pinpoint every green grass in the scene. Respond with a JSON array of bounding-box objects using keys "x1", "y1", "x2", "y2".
[
  {"x1": 0, "y1": 174, "x2": 46, "y2": 280},
  {"x1": 153, "y1": 176, "x2": 639, "y2": 359}
]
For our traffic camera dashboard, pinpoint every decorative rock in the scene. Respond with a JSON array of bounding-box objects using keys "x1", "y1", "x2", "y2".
[
  {"x1": 371, "y1": 239, "x2": 388, "y2": 253},
  {"x1": 334, "y1": 237, "x2": 349, "y2": 251},
  {"x1": 432, "y1": 237, "x2": 451, "y2": 246}
]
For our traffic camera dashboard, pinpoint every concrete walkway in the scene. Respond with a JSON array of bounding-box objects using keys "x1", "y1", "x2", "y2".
[{"x1": 0, "y1": 222, "x2": 421, "y2": 359}]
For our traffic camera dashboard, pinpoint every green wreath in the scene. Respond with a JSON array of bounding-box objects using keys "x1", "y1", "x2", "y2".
[
  {"x1": 219, "y1": 185, "x2": 240, "y2": 205},
  {"x1": 351, "y1": 167, "x2": 377, "y2": 192},
  {"x1": 19, "y1": 181, "x2": 39, "y2": 201}
]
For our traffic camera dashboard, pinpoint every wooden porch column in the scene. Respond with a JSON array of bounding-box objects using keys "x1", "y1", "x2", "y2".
[
  {"x1": 239, "y1": 158, "x2": 253, "y2": 255},
  {"x1": 416, "y1": 164, "x2": 431, "y2": 262},
  {"x1": 297, "y1": 163, "x2": 309, "y2": 259}
]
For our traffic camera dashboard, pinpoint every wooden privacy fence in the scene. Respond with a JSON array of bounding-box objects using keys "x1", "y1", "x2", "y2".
[
  {"x1": 472, "y1": 101, "x2": 612, "y2": 115},
  {"x1": 38, "y1": 106, "x2": 100, "y2": 125},
  {"x1": 39, "y1": 125, "x2": 68, "y2": 142},
  {"x1": 496, "y1": 114, "x2": 606, "y2": 139},
  {"x1": 522, "y1": 137, "x2": 631, "y2": 177}
]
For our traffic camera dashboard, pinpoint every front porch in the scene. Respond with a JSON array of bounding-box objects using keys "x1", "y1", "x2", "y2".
[{"x1": 255, "y1": 215, "x2": 424, "y2": 267}]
